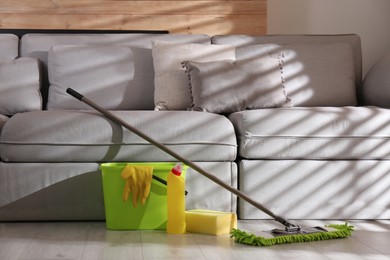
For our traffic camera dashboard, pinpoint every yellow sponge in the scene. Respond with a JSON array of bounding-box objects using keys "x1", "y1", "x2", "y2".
[{"x1": 185, "y1": 209, "x2": 237, "y2": 236}]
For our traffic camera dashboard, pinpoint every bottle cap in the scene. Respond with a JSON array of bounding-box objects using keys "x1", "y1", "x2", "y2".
[{"x1": 171, "y1": 163, "x2": 182, "y2": 176}]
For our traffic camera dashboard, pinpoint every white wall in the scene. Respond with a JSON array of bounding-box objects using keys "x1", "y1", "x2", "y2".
[{"x1": 268, "y1": 0, "x2": 390, "y2": 77}]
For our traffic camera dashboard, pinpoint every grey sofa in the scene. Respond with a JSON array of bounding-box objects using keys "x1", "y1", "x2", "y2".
[{"x1": 0, "y1": 32, "x2": 388, "y2": 221}]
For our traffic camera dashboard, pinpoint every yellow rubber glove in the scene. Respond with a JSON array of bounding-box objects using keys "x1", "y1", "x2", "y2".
[{"x1": 121, "y1": 165, "x2": 153, "y2": 207}]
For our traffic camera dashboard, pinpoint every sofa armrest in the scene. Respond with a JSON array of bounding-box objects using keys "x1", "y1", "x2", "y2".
[
  {"x1": 0, "y1": 58, "x2": 42, "y2": 115},
  {"x1": 362, "y1": 54, "x2": 390, "y2": 108},
  {"x1": 0, "y1": 114, "x2": 9, "y2": 134}
]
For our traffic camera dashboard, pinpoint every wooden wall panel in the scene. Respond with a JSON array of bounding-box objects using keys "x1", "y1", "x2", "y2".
[{"x1": 0, "y1": 0, "x2": 267, "y2": 35}]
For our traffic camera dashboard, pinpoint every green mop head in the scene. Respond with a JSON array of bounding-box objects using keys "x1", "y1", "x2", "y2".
[{"x1": 231, "y1": 223, "x2": 354, "y2": 246}]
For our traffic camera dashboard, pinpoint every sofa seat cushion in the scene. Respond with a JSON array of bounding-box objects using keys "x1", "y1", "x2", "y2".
[
  {"x1": 0, "y1": 110, "x2": 236, "y2": 162},
  {"x1": 229, "y1": 106, "x2": 390, "y2": 160}
]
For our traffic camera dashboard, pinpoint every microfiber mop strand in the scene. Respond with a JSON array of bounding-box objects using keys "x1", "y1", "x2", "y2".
[{"x1": 231, "y1": 223, "x2": 354, "y2": 246}]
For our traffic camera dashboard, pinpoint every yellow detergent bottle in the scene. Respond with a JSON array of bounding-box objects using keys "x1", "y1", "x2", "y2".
[{"x1": 167, "y1": 163, "x2": 186, "y2": 234}]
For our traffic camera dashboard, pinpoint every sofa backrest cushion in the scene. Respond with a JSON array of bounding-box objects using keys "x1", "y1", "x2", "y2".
[
  {"x1": 270, "y1": 42, "x2": 355, "y2": 106},
  {"x1": 0, "y1": 34, "x2": 19, "y2": 61},
  {"x1": 47, "y1": 45, "x2": 137, "y2": 110},
  {"x1": 212, "y1": 34, "x2": 362, "y2": 106},
  {"x1": 0, "y1": 58, "x2": 42, "y2": 115},
  {"x1": 20, "y1": 33, "x2": 211, "y2": 109}
]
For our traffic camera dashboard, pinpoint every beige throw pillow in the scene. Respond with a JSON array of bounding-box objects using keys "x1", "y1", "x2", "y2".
[
  {"x1": 152, "y1": 40, "x2": 236, "y2": 110},
  {"x1": 183, "y1": 54, "x2": 291, "y2": 113}
]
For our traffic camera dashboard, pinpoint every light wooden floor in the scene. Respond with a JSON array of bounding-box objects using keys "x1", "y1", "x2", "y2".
[{"x1": 0, "y1": 220, "x2": 389, "y2": 260}]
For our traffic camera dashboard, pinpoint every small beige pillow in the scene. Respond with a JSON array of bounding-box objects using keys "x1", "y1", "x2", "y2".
[
  {"x1": 152, "y1": 40, "x2": 236, "y2": 110},
  {"x1": 183, "y1": 57, "x2": 291, "y2": 114}
]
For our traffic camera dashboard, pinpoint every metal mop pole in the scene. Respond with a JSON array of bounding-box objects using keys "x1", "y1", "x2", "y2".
[{"x1": 66, "y1": 88, "x2": 299, "y2": 231}]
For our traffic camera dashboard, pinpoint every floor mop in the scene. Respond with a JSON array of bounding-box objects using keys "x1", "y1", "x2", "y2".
[{"x1": 67, "y1": 88, "x2": 353, "y2": 246}]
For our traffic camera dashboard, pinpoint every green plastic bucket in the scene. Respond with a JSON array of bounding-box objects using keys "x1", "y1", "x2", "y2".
[{"x1": 100, "y1": 162, "x2": 187, "y2": 230}]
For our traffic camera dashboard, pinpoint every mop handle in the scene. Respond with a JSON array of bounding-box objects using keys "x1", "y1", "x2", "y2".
[{"x1": 66, "y1": 88, "x2": 292, "y2": 227}]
